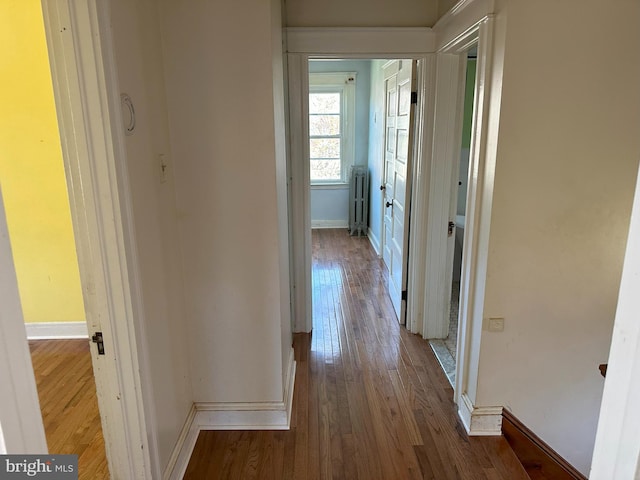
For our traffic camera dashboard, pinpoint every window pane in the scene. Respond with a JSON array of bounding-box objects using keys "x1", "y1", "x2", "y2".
[
  {"x1": 309, "y1": 93, "x2": 340, "y2": 114},
  {"x1": 311, "y1": 159, "x2": 341, "y2": 180},
  {"x1": 310, "y1": 138, "x2": 340, "y2": 159},
  {"x1": 309, "y1": 115, "x2": 340, "y2": 136}
]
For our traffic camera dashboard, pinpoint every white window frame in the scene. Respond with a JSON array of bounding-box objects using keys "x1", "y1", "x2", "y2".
[{"x1": 308, "y1": 72, "x2": 356, "y2": 185}]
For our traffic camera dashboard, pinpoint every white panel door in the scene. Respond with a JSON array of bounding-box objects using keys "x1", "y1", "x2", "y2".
[
  {"x1": 0, "y1": 190, "x2": 48, "y2": 453},
  {"x1": 382, "y1": 60, "x2": 415, "y2": 323}
]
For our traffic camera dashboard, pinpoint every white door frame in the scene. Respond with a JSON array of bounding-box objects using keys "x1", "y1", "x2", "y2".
[
  {"x1": 37, "y1": 0, "x2": 155, "y2": 477},
  {"x1": 285, "y1": 27, "x2": 435, "y2": 333},
  {"x1": 428, "y1": 8, "x2": 505, "y2": 425}
]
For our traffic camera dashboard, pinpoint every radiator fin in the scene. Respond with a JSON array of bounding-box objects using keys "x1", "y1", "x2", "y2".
[{"x1": 349, "y1": 166, "x2": 369, "y2": 236}]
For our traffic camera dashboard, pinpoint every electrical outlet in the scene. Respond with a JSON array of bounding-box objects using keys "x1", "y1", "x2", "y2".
[{"x1": 488, "y1": 317, "x2": 505, "y2": 332}]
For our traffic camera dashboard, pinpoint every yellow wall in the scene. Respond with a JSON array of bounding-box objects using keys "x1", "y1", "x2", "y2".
[{"x1": 0, "y1": 0, "x2": 85, "y2": 323}]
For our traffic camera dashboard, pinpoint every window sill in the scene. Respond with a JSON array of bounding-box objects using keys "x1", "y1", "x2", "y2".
[{"x1": 311, "y1": 182, "x2": 349, "y2": 190}]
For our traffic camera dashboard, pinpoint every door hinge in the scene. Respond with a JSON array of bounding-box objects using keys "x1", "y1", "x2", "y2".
[
  {"x1": 448, "y1": 221, "x2": 455, "y2": 237},
  {"x1": 92, "y1": 331, "x2": 105, "y2": 355},
  {"x1": 402, "y1": 290, "x2": 407, "y2": 301},
  {"x1": 411, "y1": 92, "x2": 418, "y2": 104}
]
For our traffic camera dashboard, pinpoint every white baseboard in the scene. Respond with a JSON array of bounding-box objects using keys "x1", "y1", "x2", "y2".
[
  {"x1": 25, "y1": 321, "x2": 88, "y2": 340},
  {"x1": 164, "y1": 404, "x2": 198, "y2": 480},
  {"x1": 458, "y1": 393, "x2": 502, "y2": 436},
  {"x1": 368, "y1": 228, "x2": 381, "y2": 255},
  {"x1": 165, "y1": 348, "x2": 296, "y2": 480},
  {"x1": 311, "y1": 219, "x2": 348, "y2": 229},
  {"x1": 197, "y1": 348, "x2": 296, "y2": 429}
]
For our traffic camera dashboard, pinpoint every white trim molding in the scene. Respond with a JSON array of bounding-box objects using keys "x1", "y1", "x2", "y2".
[
  {"x1": 368, "y1": 228, "x2": 381, "y2": 256},
  {"x1": 434, "y1": 0, "x2": 494, "y2": 50},
  {"x1": 43, "y1": 0, "x2": 156, "y2": 476},
  {"x1": 165, "y1": 350, "x2": 296, "y2": 480},
  {"x1": 288, "y1": 53, "x2": 313, "y2": 333},
  {"x1": 197, "y1": 349, "x2": 296, "y2": 430},
  {"x1": 286, "y1": 27, "x2": 435, "y2": 55},
  {"x1": 458, "y1": 394, "x2": 502, "y2": 436},
  {"x1": 163, "y1": 404, "x2": 198, "y2": 480},
  {"x1": 311, "y1": 220, "x2": 349, "y2": 229},
  {"x1": 25, "y1": 322, "x2": 88, "y2": 340}
]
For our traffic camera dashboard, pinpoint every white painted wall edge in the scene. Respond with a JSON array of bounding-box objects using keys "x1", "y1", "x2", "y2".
[
  {"x1": 286, "y1": 27, "x2": 435, "y2": 55},
  {"x1": 288, "y1": 54, "x2": 313, "y2": 333},
  {"x1": 457, "y1": 393, "x2": 502, "y2": 436},
  {"x1": 311, "y1": 220, "x2": 349, "y2": 229},
  {"x1": 0, "y1": 191, "x2": 48, "y2": 454},
  {"x1": 589, "y1": 167, "x2": 640, "y2": 480},
  {"x1": 368, "y1": 228, "x2": 381, "y2": 256},
  {"x1": 166, "y1": 350, "x2": 296, "y2": 480},
  {"x1": 25, "y1": 322, "x2": 89, "y2": 340}
]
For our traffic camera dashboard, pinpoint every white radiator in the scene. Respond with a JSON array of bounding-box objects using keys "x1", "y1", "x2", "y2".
[{"x1": 349, "y1": 166, "x2": 369, "y2": 236}]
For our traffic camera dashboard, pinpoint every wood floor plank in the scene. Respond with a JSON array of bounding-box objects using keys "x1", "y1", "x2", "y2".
[
  {"x1": 184, "y1": 229, "x2": 529, "y2": 480},
  {"x1": 29, "y1": 339, "x2": 109, "y2": 480}
]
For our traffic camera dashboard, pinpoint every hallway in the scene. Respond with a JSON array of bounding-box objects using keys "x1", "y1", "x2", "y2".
[{"x1": 184, "y1": 229, "x2": 527, "y2": 479}]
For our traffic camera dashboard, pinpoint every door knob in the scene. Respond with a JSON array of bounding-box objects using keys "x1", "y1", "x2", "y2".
[
  {"x1": 380, "y1": 185, "x2": 386, "y2": 190},
  {"x1": 386, "y1": 200, "x2": 393, "y2": 208}
]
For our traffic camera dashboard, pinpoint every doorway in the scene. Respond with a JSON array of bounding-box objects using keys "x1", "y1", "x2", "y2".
[
  {"x1": 429, "y1": 49, "x2": 478, "y2": 386},
  {"x1": 2, "y1": 1, "x2": 154, "y2": 477},
  {"x1": 0, "y1": 1, "x2": 108, "y2": 477},
  {"x1": 306, "y1": 58, "x2": 416, "y2": 328},
  {"x1": 287, "y1": 20, "x2": 500, "y2": 435}
]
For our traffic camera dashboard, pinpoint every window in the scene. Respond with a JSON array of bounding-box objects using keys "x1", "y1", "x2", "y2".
[{"x1": 308, "y1": 72, "x2": 355, "y2": 184}]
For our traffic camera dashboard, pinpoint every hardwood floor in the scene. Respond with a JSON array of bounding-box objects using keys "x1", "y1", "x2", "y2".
[
  {"x1": 185, "y1": 229, "x2": 528, "y2": 479},
  {"x1": 29, "y1": 339, "x2": 109, "y2": 480}
]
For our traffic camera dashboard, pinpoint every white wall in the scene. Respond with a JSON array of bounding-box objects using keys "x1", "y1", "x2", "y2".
[
  {"x1": 309, "y1": 60, "x2": 371, "y2": 228},
  {"x1": 367, "y1": 60, "x2": 387, "y2": 252},
  {"x1": 285, "y1": 0, "x2": 438, "y2": 28},
  {"x1": 474, "y1": 0, "x2": 640, "y2": 475},
  {"x1": 159, "y1": 0, "x2": 291, "y2": 404},
  {"x1": 310, "y1": 187, "x2": 350, "y2": 228},
  {"x1": 108, "y1": 0, "x2": 192, "y2": 470}
]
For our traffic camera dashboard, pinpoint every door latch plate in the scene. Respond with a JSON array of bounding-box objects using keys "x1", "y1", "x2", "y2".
[{"x1": 92, "y1": 331, "x2": 105, "y2": 355}]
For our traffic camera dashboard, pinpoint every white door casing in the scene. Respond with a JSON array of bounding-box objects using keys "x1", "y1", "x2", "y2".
[
  {"x1": 382, "y1": 60, "x2": 415, "y2": 323},
  {"x1": 428, "y1": 12, "x2": 505, "y2": 429},
  {"x1": 285, "y1": 28, "x2": 434, "y2": 334},
  {"x1": 41, "y1": 0, "x2": 157, "y2": 477}
]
